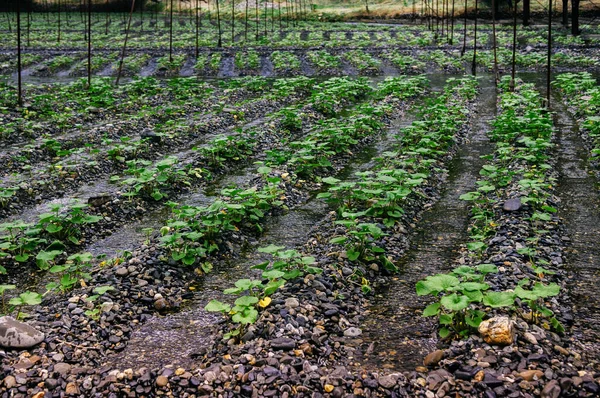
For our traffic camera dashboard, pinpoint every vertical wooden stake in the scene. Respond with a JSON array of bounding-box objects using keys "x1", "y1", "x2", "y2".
[{"x1": 216, "y1": 0, "x2": 222, "y2": 47}]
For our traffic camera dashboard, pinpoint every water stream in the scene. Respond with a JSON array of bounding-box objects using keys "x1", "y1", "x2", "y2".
[
  {"x1": 351, "y1": 75, "x2": 497, "y2": 372},
  {"x1": 552, "y1": 94, "x2": 600, "y2": 362}
]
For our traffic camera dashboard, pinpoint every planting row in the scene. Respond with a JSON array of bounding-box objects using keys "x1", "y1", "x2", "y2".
[
  {"x1": 411, "y1": 78, "x2": 599, "y2": 397},
  {"x1": 1, "y1": 14, "x2": 599, "y2": 50}
]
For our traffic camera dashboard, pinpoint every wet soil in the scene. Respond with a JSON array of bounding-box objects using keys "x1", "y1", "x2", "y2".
[
  {"x1": 353, "y1": 75, "x2": 497, "y2": 373},
  {"x1": 552, "y1": 95, "x2": 600, "y2": 362}
]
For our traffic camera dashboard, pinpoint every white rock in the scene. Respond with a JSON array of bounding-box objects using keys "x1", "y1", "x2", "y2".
[{"x1": 0, "y1": 316, "x2": 45, "y2": 348}]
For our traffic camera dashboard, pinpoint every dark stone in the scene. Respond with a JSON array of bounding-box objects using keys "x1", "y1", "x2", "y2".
[
  {"x1": 483, "y1": 374, "x2": 504, "y2": 389},
  {"x1": 455, "y1": 370, "x2": 473, "y2": 380},
  {"x1": 263, "y1": 366, "x2": 279, "y2": 377},
  {"x1": 541, "y1": 380, "x2": 561, "y2": 398},
  {"x1": 583, "y1": 382, "x2": 599, "y2": 394},
  {"x1": 559, "y1": 377, "x2": 573, "y2": 391},
  {"x1": 503, "y1": 198, "x2": 522, "y2": 212},
  {"x1": 270, "y1": 337, "x2": 296, "y2": 350},
  {"x1": 141, "y1": 129, "x2": 161, "y2": 144},
  {"x1": 88, "y1": 195, "x2": 112, "y2": 207}
]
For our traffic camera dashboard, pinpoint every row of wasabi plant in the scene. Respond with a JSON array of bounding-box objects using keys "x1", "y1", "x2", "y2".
[
  {"x1": 205, "y1": 75, "x2": 480, "y2": 340},
  {"x1": 0, "y1": 77, "x2": 366, "y2": 318},
  {"x1": 418, "y1": 76, "x2": 563, "y2": 339},
  {"x1": 0, "y1": 76, "x2": 338, "y2": 215},
  {"x1": 165, "y1": 75, "x2": 427, "y2": 268},
  {"x1": 324, "y1": 76, "x2": 478, "y2": 274},
  {"x1": 553, "y1": 72, "x2": 600, "y2": 159}
]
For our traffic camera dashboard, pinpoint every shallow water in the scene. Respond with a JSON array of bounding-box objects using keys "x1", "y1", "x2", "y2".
[
  {"x1": 552, "y1": 93, "x2": 600, "y2": 362},
  {"x1": 352, "y1": 75, "x2": 497, "y2": 373}
]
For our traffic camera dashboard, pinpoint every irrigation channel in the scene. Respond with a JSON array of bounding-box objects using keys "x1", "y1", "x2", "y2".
[
  {"x1": 552, "y1": 93, "x2": 600, "y2": 363},
  {"x1": 354, "y1": 75, "x2": 497, "y2": 372}
]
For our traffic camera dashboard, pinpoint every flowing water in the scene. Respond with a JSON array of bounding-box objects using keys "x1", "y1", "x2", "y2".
[
  {"x1": 552, "y1": 95, "x2": 600, "y2": 362},
  {"x1": 351, "y1": 75, "x2": 497, "y2": 372}
]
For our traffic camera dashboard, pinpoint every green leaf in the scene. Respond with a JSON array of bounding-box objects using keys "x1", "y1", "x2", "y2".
[
  {"x1": 439, "y1": 327, "x2": 451, "y2": 338},
  {"x1": 262, "y1": 270, "x2": 286, "y2": 280},
  {"x1": 36, "y1": 250, "x2": 63, "y2": 262},
  {"x1": 477, "y1": 263, "x2": 498, "y2": 274},
  {"x1": 439, "y1": 313, "x2": 453, "y2": 325},
  {"x1": 464, "y1": 289, "x2": 484, "y2": 303},
  {"x1": 329, "y1": 236, "x2": 347, "y2": 244},
  {"x1": 234, "y1": 295, "x2": 259, "y2": 307},
  {"x1": 460, "y1": 282, "x2": 490, "y2": 291},
  {"x1": 15, "y1": 254, "x2": 30, "y2": 262},
  {"x1": 483, "y1": 291, "x2": 515, "y2": 308},
  {"x1": 459, "y1": 192, "x2": 480, "y2": 201},
  {"x1": 45, "y1": 224, "x2": 63, "y2": 234},
  {"x1": 465, "y1": 312, "x2": 483, "y2": 328},
  {"x1": 452, "y1": 266, "x2": 475, "y2": 276},
  {"x1": 467, "y1": 241, "x2": 487, "y2": 252},
  {"x1": 416, "y1": 274, "x2": 460, "y2": 296},
  {"x1": 346, "y1": 249, "x2": 360, "y2": 261},
  {"x1": 0, "y1": 284, "x2": 16, "y2": 294},
  {"x1": 422, "y1": 302, "x2": 440, "y2": 317},
  {"x1": 321, "y1": 177, "x2": 340, "y2": 185},
  {"x1": 514, "y1": 286, "x2": 539, "y2": 300},
  {"x1": 93, "y1": 286, "x2": 114, "y2": 295},
  {"x1": 441, "y1": 293, "x2": 470, "y2": 311},
  {"x1": 232, "y1": 307, "x2": 258, "y2": 324},
  {"x1": 9, "y1": 291, "x2": 42, "y2": 306},
  {"x1": 205, "y1": 300, "x2": 231, "y2": 313},
  {"x1": 532, "y1": 282, "x2": 560, "y2": 298},
  {"x1": 257, "y1": 244, "x2": 286, "y2": 254},
  {"x1": 550, "y1": 317, "x2": 565, "y2": 333},
  {"x1": 263, "y1": 279, "x2": 285, "y2": 295}
]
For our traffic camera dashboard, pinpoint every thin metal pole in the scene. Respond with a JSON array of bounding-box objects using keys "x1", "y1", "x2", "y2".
[
  {"x1": 232, "y1": 0, "x2": 235, "y2": 44},
  {"x1": 17, "y1": 0, "x2": 23, "y2": 107},
  {"x1": 449, "y1": 0, "x2": 454, "y2": 44},
  {"x1": 216, "y1": 0, "x2": 222, "y2": 47},
  {"x1": 263, "y1": 0, "x2": 267, "y2": 36},
  {"x1": 196, "y1": 0, "x2": 199, "y2": 57},
  {"x1": 492, "y1": 0, "x2": 498, "y2": 84},
  {"x1": 88, "y1": 0, "x2": 92, "y2": 88},
  {"x1": 116, "y1": 0, "x2": 136, "y2": 86},
  {"x1": 460, "y1": 0, "x2": 467, "y2": 56},
  {"x1": 255, "y1": 0, "x2": 259, "y2": 40},
  {"x1": 169, "y1": 0, "x2": 174, "y2": 62},
  {"x1": 547, "y1": 0, "x2": 552, "y2": 105},
  {"x1": 58, "y1": 0, "x2": 62, "y2": 42},
  {"x1": 472, "y1": 0, "x2": 477, "y2": 76},
  {"x1": 510, "y1": 0, "x2": 517, "y2": 91}
]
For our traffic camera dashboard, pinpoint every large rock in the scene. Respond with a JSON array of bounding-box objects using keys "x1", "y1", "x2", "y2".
[
  {"x1": 478, "y1": 317, "x2": 515, "y2": 345},
  {"x1": 0, "y1": 316, "x2": 45, "y2": 348}
]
